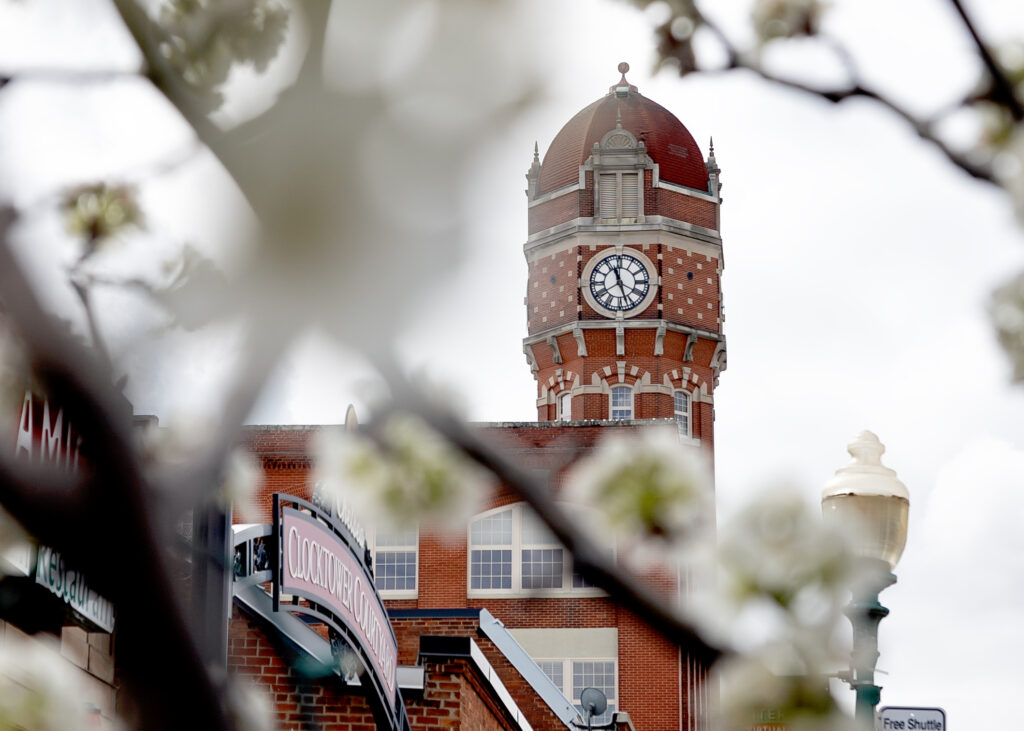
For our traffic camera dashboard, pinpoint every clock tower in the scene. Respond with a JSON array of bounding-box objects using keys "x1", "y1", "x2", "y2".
[{"x1": 523, "y1": 63, "x2": 725, "y2": 449}]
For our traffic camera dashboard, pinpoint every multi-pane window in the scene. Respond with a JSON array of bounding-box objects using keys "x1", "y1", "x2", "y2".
[
  {"x1": 469, "y1": 504, "x2": 603, "y2": 595},
  {"x1": 597, "y1": 172, "x2": 640, "y2": 222},
  {"x1": 372, "y1": 527, "x2": 417, "y2": 594},
  {"x1": 521, "y1": 511, "x2": 564, "y2": 589},
  {"x1": 674, "y1": 390, "x2": 691, "y2": 437},
  {"x1": 537, "y1": 661, "x2": 563, "y2": 690},
  {"x1": 470, "y1": 510, "x2": 513, "y2": 590},
  {"x1": 573, "y1": 660, "x2": 617, "y2": 724},
  {"x1": 610, "y1": 386, "x2": 633, "y2": 420},
  {"x1": 537, "y1": 658, "x2": 617, "y2": 725}
]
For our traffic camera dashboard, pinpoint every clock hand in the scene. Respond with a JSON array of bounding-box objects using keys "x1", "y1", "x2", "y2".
[{"x1": 611, "y1": 265, "x2": 627, "y2": 296}]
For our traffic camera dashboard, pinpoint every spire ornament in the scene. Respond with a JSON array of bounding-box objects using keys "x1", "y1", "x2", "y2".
[{"x1": 610, "y1": 61, "x2": 639, "y2": 95}]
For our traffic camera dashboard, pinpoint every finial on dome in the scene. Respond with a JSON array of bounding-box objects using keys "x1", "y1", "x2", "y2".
[
  {"x1": 707, "y1": 136, "x2": 720, "y2": 177},
  {"x1": 533, "y1": 141, "x2": 540, "y2": 163},
  {"x1": 610, "y1": 61, "x2": 639, "y2": 95}
]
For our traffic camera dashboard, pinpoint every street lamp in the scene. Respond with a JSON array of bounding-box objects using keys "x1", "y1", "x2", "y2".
[{"x1": 822, "y1": 431, "x2": 909, "y2": 726}]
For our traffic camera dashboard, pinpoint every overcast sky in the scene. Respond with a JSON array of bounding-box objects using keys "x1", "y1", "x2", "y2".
[{"x1": 2, "y1": 0, "x2": 1023, "y2": 726}]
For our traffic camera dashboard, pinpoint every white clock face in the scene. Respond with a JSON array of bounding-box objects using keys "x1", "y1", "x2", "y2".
[{"x1": 589, "y1": 253, "x2": 651, "y2": 311}]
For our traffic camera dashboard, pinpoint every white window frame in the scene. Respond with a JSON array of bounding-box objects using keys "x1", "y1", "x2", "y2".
[
  {"x1": 468, "y1": 504, "x2": 606, "y2": 598},
  {"x1": 609, "y1": 385, "x2": 633, "y2": 421},
  {"x1": 367, "y1": 525, "x2": 418, "y2": 599},
  {"x1": 674, "y1": 389, "x2": 691, "y2": 438},
  {"x1": 535, "y1": 657, "x2": 618, "y2": 725},
  {"x1": 559, "y1": 391, "x2": 572, "y2": 422}
]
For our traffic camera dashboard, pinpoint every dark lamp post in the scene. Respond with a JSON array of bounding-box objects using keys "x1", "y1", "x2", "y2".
[{"x1": 822, "y1": 431, "x2": 909, "y2": 727}]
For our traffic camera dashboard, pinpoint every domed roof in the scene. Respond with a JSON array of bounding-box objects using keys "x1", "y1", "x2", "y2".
[{"x1": 536, "y1": 64, "x2": 708, "y2": 196}]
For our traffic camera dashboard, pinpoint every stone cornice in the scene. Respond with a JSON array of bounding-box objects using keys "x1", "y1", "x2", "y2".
[
  {"x1": 525, "y1": 217, "x2": 722, "y2": 255},
  {"x1": 523, "y1": 319, "x2": 725, "y2": 348}
]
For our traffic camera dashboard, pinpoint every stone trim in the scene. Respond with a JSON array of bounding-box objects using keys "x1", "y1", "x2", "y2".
[
  {"x1": 524, "y1": 319, "x2": 723, "y2": 349},
  {"x1": 525, "y1": 218, "x2": 722, "y2": 253},
  {"x1": 526, "y1": 182, "x2": 581, "y2": 208}
]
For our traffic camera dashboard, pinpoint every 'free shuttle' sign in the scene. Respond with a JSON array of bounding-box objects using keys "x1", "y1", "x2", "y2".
[{"x1": 877, "y1": 707, "x2": 946, "y2": 730}]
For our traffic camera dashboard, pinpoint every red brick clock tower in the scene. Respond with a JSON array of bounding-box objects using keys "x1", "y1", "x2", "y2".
[{"x1": 523, "y1": 63, "x2": 725, "y2": 449}]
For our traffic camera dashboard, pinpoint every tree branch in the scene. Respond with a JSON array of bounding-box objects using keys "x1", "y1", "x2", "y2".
[
  {"x1": 108, "y1": 0, "x2": 226, "y2": 154},
  {"x1": 375, "y1": 389, "x2": 726, "y2": 669},
  {"x1": 948, "y1": 0, "x2": 1024, "y2": 121},
  {"x1": 0, "y1": 207, "x2": 231, "y2": 730},
  {"x1": 690, "y1": 9, "x2": 996, "y2": 183}
]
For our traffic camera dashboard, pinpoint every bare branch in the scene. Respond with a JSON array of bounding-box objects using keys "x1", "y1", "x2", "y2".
[
  {"x1": 687, "y1": 8, "x2": 996, "y2": 183},
  {"x1": 69, "y1": 276, "x2": 114, "y2": 375},
  {"x1": 949, "y1": 0, "x2": 1024, "y2": 121},
  {"x1": 0, "y1": 69, "x2": 142, "y2": 86}
]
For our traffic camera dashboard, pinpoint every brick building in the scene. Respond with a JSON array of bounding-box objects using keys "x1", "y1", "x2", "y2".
[{"x1": 230, "y1": 63, "x2": 725, "y2": 731}]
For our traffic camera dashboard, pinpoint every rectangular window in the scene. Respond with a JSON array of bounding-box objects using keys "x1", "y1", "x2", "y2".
[
  {"x1": 471, "y1": 549, "x2": 512, "y2": 589},
  {"x1": 674, "y1": 390, "x2": 690, "y2": 437},
  {"x1": 372, "y1": 527, "x2": 418, "y2": 594},
  {"x1": 537, "y1": 661, "x2": 563, "y2": 690},
  {"x1": 471, "y1": 510, "x2": 514, "y2": 589},
  {"x1": 620, "y1": 172, "x2": 639, "y2": 218},
  {"x1": 532, "y1": 657, "x2": 618, "y2": 726},
  {"x1": 598, "y1": 174, "x2": 617, "y2": 219},
  {"x1": 521, "y1": 510, "x2": 562, "y2": 589},
  {"x1": 522, "y1": 548, "x2": 564, "y2": 589},
  {"x1": 469, "y1": 505, "x2": 608, "y2": 596},
  {"x1": 597, "y1": 171, "x2": 641, "y2": 221},
  {"x1": 573, "y1": 660, "x2": 617, "y2": 724},
  {"x1": 611, "y1": 387, "x2": 632, "y2": 420}
]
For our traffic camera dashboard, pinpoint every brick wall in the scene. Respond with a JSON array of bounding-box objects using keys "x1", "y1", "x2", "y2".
[
  {"x1": 526, "y1": 248, "x2": 578, "y2": 334},
  {"x1": 654, "y1": 188, "x2": 717, "y2": 230},
  {"x1": 230, "y1": 609, "x2": 528, "y2": 731},
  {"x1": 241, "y1": 423, "x2": 703, "y2": 731},
  {"x1": 527, "y1": 170, "x2": 718, "y2": 236}
]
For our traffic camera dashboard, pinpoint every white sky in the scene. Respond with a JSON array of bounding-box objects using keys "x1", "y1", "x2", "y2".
[{"x1": 2, "y1": 0, "x2": 1023, "y2": 726}]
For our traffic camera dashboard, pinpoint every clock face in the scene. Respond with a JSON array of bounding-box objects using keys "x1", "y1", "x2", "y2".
[{"x1": 589, "y1": 253, "x2": 651, "y2": 311}]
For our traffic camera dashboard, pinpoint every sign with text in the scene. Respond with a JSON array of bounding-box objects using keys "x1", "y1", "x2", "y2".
[
  {"x1": 34, "y1": 545, "x2": 115, "y2": 632},
  {"x1": 877, "y1": 707, "x2": 946, "y2": 730},
  {"x1": 12, "y1": 390, "x2": 114, "y2": 632},
  {"x1": 279, "y1": 505, "x2": 398, "y2": 705}
]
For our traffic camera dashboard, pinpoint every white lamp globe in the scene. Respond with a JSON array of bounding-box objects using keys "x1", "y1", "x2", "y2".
[{"x1": 822, "y1": 431, "x2": 910, "y2": 570}]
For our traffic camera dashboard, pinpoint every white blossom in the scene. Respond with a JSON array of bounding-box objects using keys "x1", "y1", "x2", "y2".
[
  {"x1": 564, "y1": 426, "x2": 713, "y2": 559},
  {"x1": 220, "y1": 448, "x2": 264, "y2": 522},
  {"x1": 61, "y1": 182, "x2": 143, "y2": 247},
  {"x1": 158, "y1": 0, "x2": 289, "y2": 110},
  {"x1": 713, "y1": 653, "x2": 859, "y2": 731},
  {"x1": 716, "y1": 489, "x2": 853, "y2": 612},
  {"x1": 751, "y1": 0, "x2": 824, "y2": 42},
  {"x1": 224, "y1": 678, "x2": 278, "y2": 731},
  {"x1": 993, "y1": 125, "x2": 1024, "y2": 227},
  {"x1": 991, "y1": 269, "x2": 1024, "y2": 381},
  {"x1": 315, "y1": 414, "x2": 489, "y2": 534},
  {"x1": 162, "y1": 0, "x2": 544, "y2": 354},
  {"x1": 0, "y1": 632, "x2": 96, "y2": 730},
  {"x1": 139, "y1": 410, "x2": 217, "y2": 467}
]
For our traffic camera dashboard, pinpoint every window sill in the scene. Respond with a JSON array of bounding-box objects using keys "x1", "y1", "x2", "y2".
[{"x1": 467, "y1": 588, "x2": 607, "y2": 600}]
